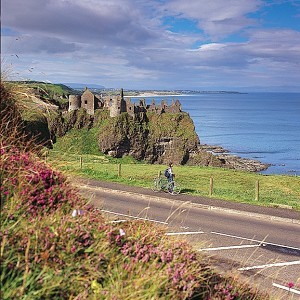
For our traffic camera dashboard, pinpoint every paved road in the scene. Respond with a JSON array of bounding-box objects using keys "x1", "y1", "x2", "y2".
[{"x1": 74, "y1": 178, "x2": 300, "y2": 299}]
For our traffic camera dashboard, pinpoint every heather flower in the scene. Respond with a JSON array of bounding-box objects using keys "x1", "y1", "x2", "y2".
[{"x1": 288, "y1": 282, "x2": 294, "y2": 289}]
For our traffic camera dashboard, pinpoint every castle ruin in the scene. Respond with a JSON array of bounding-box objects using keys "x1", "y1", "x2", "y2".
[{"x1": 68, "y1": 88, "x2": 182, "y2": 117}]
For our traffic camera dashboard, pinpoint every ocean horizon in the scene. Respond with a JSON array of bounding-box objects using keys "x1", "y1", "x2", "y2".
[{"x1": 136, "y1": 92, "x2": 300, "y2": 176}]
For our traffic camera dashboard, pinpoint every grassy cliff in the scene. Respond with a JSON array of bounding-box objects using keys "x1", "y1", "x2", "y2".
[
  {"x1": 0, "y1": 79, "x2": 271, "y2": 300},
  {"x1": 54, "y1": 110, "x2": 201, "y2": 165}
]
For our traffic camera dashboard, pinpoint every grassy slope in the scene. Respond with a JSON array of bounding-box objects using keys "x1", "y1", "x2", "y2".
[
  {"x1": 49, "y1": 146, "x2": 300, "y2": 211},
  {"x1": 49, "y1": 108, "x2": 299, "y2": 210},
  {"x1": 20, "y1": 81, "x2": 298, "y2": 210},
  {"x1": 8, "y1": 81, "x2": 77, "y2": 109},
  {"x1": 1, "y1": 81, "x2": 271, "y2": 299}
]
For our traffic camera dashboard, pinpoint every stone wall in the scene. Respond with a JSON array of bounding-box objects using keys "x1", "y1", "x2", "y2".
[
  {"x1": 68, "y1": 88, "x2": 182, "y2": 117},
  {"x1": 68, "y1": 95, "x2": 81, "y2": 111},
  {"x1": 81, "y1": 88, "x2": 95, "y2": 115}
]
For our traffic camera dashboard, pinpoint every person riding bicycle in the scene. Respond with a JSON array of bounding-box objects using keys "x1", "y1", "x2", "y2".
[
  {"x1": 166, "y1": 162, "x2": 175, "y2": 182},
  {"x1": 165, "y1": 162, "x2": 175, "y2": 192},
  {"x1": 152, "y1": 162, "x2": 180, "y2": 195}
]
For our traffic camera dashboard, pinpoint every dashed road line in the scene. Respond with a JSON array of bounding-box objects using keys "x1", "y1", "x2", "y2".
[
  {"x1": 166, "y1": 231, "x2": 204, "y2": 236},
  {"x1": 200, "y1": 244, "x2": 261, "y2": 251},
  {"x1": 100, "y1": 209, "x2": 168, "y2": 225},
  {"x1": 238, "y1": 260, "x2": 300, "y2": 271},
  {"x1": 211, "y1": 231, "x2": 300, "y2": 252},
  {"x1": 272, "y1": 283, "x2": 300, "y2": 295}
]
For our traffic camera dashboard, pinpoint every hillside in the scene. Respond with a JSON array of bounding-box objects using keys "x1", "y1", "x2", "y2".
[
  {"x1": 3, "y1": 81, "x2": 270, "y2": 172},
  {"x1": 0, "y1": 81, "x2": 271, "y2": 299},
  {"x1": 15, "y1": 81, "x2": 218, "y2": 167}
]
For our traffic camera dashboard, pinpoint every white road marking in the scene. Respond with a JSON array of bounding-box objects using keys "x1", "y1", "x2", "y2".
[
  {"x1": 166, "y1": 231, "x2": 204, "y2": 236},
  {"x1": 238, "y1": 260, "x2": 300, "y2": 271},
  {"x1": 272, "y1": 283, "x2": 300, "y2": 295},
  {"x1": 109, "y1": 219, "x2": 127, "y2": 223},
  {"x1": 100, "y1": 209, "x2": 168, "y2": 225},
  {"x1": 211, "y1": 231, "x2": 300, "y2": 252},
  {"x1": 199, "y1": 244, "x2": 261, "y2": 251}
]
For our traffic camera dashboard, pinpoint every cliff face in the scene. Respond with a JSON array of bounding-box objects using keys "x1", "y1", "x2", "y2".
[
  {"x1": 31, "y1": 99, "x2": 268, "y2": 171},
  {"x1": 49, "y1": 109, "x2": 269, "y2": 171},
  {"x1": 97, "y1": 112, "x2": 201, "y2": 165}
]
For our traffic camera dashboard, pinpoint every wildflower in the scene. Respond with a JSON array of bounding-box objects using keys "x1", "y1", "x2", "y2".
[
  {"x1": 72, "y1": 209, "x2": 84, "y2": 217},
  {"x1": 288, "y1": 282, "x2": 294, "y2": 289},
  {"x1": 119, "y1": 228, "x2": 125, "y2": 236}
]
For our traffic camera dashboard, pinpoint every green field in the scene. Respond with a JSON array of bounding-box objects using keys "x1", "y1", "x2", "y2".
[{"x1": 48, "y1": 150, "x2": 300, "y2": 210}]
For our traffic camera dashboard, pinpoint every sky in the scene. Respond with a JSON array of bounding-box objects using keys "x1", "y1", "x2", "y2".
[{"x1": 1, "y1": 0, "x2": 300, "y2": 91}]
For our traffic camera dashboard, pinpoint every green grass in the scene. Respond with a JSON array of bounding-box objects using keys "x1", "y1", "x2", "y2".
[
  {"x1": 12, "y1": 81, "x2": 76, "y2": 96},
  {"x1": 53, "y1": 127, "x2": 101, "y2": 155},
  {"x1": 0, "y1": 79, "x2": 273, "y2": 299},
  {"x1": 6, "y1": 81, "x2": 76, "y2": 108},
  {"x1": 1, "y1": 144, "x2": 269, "y2": 300},
  {"x1": 47, "y1": 150, "x2": 300, "y2": 210}
]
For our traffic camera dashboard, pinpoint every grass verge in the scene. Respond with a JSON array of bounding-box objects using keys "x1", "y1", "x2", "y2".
[
  {"x1": 1, "y1": 80, "x2": 271, "y2": 299},
  {"x1": 47, "y1": 150, "x2": 300, "y2": 211}
]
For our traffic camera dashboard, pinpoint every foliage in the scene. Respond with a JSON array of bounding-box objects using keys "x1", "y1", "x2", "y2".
[
  {"x1": 0, "y1": 145, "x2": 78, "y2": 216},
  {"x1": 9, "y1": 81, "x2": 76, "y2": 106},
  {"x1": 147, "y1": 112, "x2": 199, "y2": 147},
  {"x1": 0, "y1": 80, "x2": 270, "y2": 299},
  {"x1": 47, "y1": 151, "x2": 300, "y2": 210},
  {"x1": 0, "y1": 142, "x2": 269, "y2": 299}
]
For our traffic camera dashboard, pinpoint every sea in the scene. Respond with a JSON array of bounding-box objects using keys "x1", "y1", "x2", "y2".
[{"x1": 136, "y1": 93, "x2": 300, "y2": 176}]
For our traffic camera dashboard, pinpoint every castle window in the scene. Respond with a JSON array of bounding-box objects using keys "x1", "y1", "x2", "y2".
[{"x1": 85, "y1": 100, "x2": 87, "y2": 104}]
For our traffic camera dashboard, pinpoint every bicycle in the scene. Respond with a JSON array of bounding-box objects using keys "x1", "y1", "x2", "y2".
[{"x1": 151, "y1": 174, "x2": 181, "y2": 195}]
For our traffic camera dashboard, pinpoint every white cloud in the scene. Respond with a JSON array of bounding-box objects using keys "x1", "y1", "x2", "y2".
[
  {"x1": 162, "y1": 0, "x2": 262, "y2": 39},
  {"x1": 2, "y1": 0, "x2": 158, "y2": 45},
  {"x1": 1, "y1": 0, "x2": 300, "y2": 90}
]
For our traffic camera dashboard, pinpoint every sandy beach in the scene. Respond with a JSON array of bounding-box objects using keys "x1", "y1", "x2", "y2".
[{"x1": 125, "y1": 93, "x2": 184, "y2": 98}]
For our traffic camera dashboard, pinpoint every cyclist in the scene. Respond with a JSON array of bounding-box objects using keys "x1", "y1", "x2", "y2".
[{"x1": 166, "y1": 162, "x2": 175, "y2": 192}]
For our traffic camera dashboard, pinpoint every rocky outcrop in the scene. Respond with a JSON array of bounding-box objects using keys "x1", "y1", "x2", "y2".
[
  {"x1": 49, "y1": 108, "x2": 94, "y2": 142},
  {"x1": 218, "y1": 154, "x2": 270, "y2": 172},
  {"x1": 196, "y1": 145, "x2": 270, "y2": 172},
  {"x1": 98, "y1": 112, "x2": 200, "y2": 165},
  {"x1": 47, "y1": 105, "x2": 269, "y2": 172},
  {"x1": 97, "y1": 112, "x2": 269, "y2": 172}
]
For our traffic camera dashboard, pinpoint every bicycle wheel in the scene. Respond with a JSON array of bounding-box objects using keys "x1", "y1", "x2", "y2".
[
  {"x1": 152, "y1": 177, "x2": 162, "y2": 192},
  {"x1": 167, "y1": 181, "x2": 181, "y2": 195}
]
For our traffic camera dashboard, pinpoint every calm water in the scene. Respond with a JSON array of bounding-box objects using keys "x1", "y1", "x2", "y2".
[{"x1": 140, "y1": 93, "x2": 300, "y2": 175}]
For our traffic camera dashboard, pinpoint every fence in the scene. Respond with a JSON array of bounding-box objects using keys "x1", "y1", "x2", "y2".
[{"x1": 46, "y1": 152, "x2": 299, "y2": 208}]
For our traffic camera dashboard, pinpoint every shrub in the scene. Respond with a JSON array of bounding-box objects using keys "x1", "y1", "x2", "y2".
[
  {"x1": 0, "y1": 81, "x2": 269, "y2": 299},
  {"x1": 0, "y1": 144, "x2": 80, "y2": 216}
]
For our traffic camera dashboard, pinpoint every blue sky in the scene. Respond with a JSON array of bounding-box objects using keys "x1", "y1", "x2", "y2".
[{"x1": 1, "y1": 0, "x2": 300, "y2": 91}]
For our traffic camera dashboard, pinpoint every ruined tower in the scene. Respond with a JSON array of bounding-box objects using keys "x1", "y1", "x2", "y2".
[
  {"x1": 68, "y1": 95, "x2": 81, "y2": 111},
  {"x1": 110, "y1": 88, "x2": 126, "y2": 117},
  {"x1": 81, "y1": 88, "x2": 95, "y2": 115}
]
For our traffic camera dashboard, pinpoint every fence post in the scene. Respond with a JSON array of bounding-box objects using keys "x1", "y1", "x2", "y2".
[
  {"x1": 209, "y1": 176, "x2": 213, "y2": 196},
  {"x1": 80, "y1": 156, "x2": 83, "y2": 169},
  {"x1": 118, "y1": 164, "x2": 121, "y2": 177},
  {"x1": 158, "y1": 170, "x2": 161, "y2": 177},
  {"x1": 255, "y1": 180, "x2": 260, "y2": 201}
]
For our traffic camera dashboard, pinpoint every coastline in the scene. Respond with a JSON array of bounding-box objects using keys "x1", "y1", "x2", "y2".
[
  {"x1": 199, "y1": 144, "x2": 271, "y2": 172},
  {"x1": 119, "y1": 93, "x2": 272, "y2": 173},
  {"x1": 125, "y1": 93, "x2": 185, "y2": 98},
  {"x1": 119, "y1": 92, "x2": 296, "y2": 175}
]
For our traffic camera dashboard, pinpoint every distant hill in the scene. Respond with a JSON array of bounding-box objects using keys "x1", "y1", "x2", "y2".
[{"x1": 63, "y1": 83, "x2": 105, "y2": 90}]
